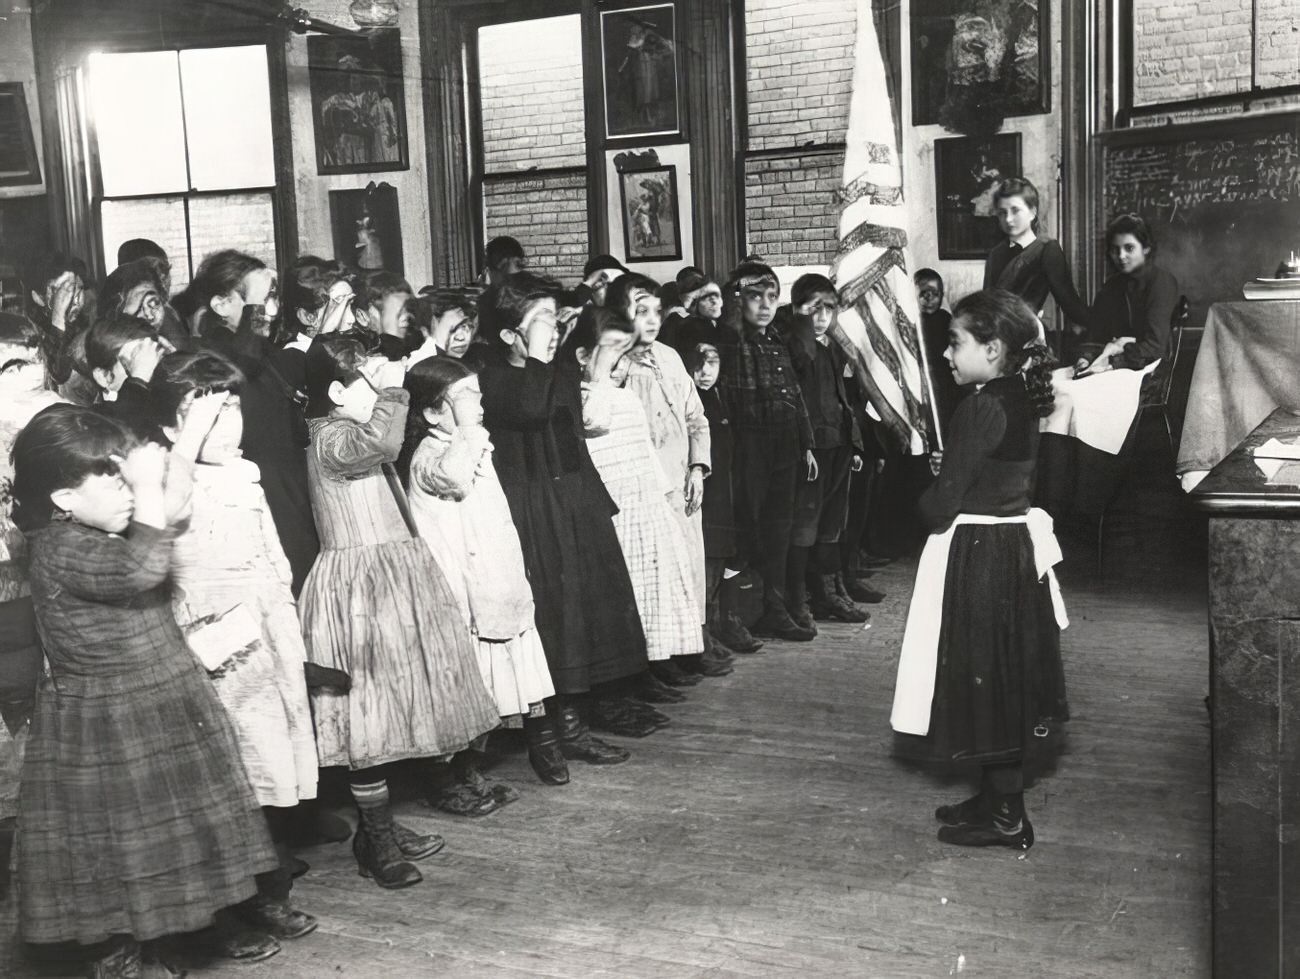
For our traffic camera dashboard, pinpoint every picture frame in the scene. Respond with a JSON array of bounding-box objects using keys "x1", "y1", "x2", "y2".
[
  {"x1": 308, "y1": 29, "x2": 409, "y2": 175},
  {"x1": 617, "y1": 163, "x2": 682, "y2": 263},
  {"x1": 0, "y1": 83, "x2": 41, "y2": 187},
  {"x1": 933, "y1": 132, "x2": 1022, "y2": 259},
  {"x1": 329, "y1": 181, "x2": 404, "y2": 275},
  {"x1": 600, "y1": 3, "x2": 681, "y2": 141},
  {"x1": 910, "y1": 0, "x2": 1050, "y2": 129}
]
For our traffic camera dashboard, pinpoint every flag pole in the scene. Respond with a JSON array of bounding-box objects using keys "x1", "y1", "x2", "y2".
[{"x1": 907, "y1": 292, "x2": 945, "y2": 453}]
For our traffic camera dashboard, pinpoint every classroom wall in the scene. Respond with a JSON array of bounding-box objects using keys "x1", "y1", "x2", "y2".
[
  {"x1": 900, "y1": 0, "x2": 1064, "y2": 307},
  {"x1": 285, "y1": 0, "x2": 434, "y2": 288}
]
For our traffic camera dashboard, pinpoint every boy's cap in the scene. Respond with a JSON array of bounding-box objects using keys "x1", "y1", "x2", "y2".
[
  {"x1": 675, "y1": 265, "x2": 705, "y2": 286},
  {"x1": 728, "y1": 260, "x2": 780, "y2": 294},
  {"x1": 678, "y1": 269, "x2": 720, "y2": 309},
  {"x1": 683, "y1": 340, "x2": 720, "y2": 375},
  {"x1": 584, "y1": 254, "x2": 629, "y2": 278}
]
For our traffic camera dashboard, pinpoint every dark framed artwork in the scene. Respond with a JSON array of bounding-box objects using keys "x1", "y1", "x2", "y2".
[
  {"x1": 308, "y1": 30, "x2": 409, "y2": 175},
  {"x1": 600, "y1": 3, "x2": 680, "y2": 140},
  {"x1": 934, "y1": 133, "x2": 1022, "y2": 259},
  {"x1": 910, "y1": 0, "x2": 1050, "y2": 130},
  {"x1": 329, "y1": 181, "x2": 404, "y2": 275},
  {"x1": 618, "y1": 164, "x2": 682, "y2": 262},
  {"x1": 0, "y1": 84, "x2": 41, "y2": 187}
]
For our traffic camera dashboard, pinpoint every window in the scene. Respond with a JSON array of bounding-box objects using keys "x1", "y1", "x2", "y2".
[
  {"x1": 474, "y1": 14, "x2": 588, "y2": 284},
  {"x1": 1129, "y1": 0, "x2": 1300, "y2": 110},
  {"x1": 88, "y1": 45, "x2": 277, "y2": 287}
]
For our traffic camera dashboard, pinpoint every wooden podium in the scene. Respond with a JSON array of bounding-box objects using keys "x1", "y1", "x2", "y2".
[{"x1": 1192, "y1": 407, "x2": 1300, "y2": 977}]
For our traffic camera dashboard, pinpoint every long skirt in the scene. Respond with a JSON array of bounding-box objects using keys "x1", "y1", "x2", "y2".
[
  {"x1": 474, "y1": 627, "x2": 554, "y2": 718},
  {"x1": 612, "y1": 501, "x2": 704, "y2": 662},
  {"x1": 298, "y1": 538, "x2": 500, "y2": 770},
  {"x1": 18, "y1": 652, "x2": 277, "y2": 945},
  {"x1": 920, "y1": 523, "x2": 1069, "y2": 765}
]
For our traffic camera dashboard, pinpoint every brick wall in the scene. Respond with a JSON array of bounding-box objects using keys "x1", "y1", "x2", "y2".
[
  {"x1": 1132, "y1": 0, "x2": 1290, "y2": 105},
  {"x1": 483, "y1": 171, "x2": 587, "y2": 285},
  {"x1": 478, "y1": 16, "x2": 586, "y2": 172},
  {"x1": 743, "y1": 150, "x2": 843, "y2": 267},
  {"x1": 744, "y1": 0, "x2": 856, "y2": 151}
]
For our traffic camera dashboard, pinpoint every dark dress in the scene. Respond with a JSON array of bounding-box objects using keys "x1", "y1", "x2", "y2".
[
  {"x1": 199, "y1": 315, "x2": 320, "y2": 595},
  {"x1": 698, "y1": 386, "x2": 735, "y2": 560},
  {"x1": 983, "y1": 237, "x2": 1091, "y2": 327},
  {"x1": 1087, "y1": 262, "x2": 1180, "y2": 377},
  {"x1": 912, "y1": 374, "x2": 1068, "y2": 765},
  {"x1": 19, "y1": 520, "x2": 277, "y2": 945},
  {"x1": 478, "y1": 348, "x2": 648, "y2": 694}
]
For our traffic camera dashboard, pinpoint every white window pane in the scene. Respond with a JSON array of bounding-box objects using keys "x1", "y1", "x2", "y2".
[
  {"x1": 181, "y1": 46, "x2": 275, "y2": 190},
  {"x1": 89, "y1": 52, "x2": 188, "y2": 196},
  {"x1": 188, "y1": 193, "x2": 277, "y2": 275},
  {"x1": 100, "y1": 197, "x2": 190, "y2": 289},
  {"x1": 1132, "y1": 0, "x2": 1252, "y2": 106},
  {"x1": 1257, "y1": 4, "x2": 1300, "y2": 90}
]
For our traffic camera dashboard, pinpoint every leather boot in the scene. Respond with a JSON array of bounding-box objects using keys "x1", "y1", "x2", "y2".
[
  {"x1": 555, "y1": 702, "x2": 630, "y2": 765},
  {"x1": 786, "y1": 577, "x2": 815, "y2": 631},
  {"x1": 210, "y1": 910, "x2": 281, "y2": 963},
  {"x1": 392, "y1": 820, "x2": 446, "y2": 860},
  {"x1": 714, "y1": 612, "x2": 764, "y2": 653},
  {"x1": 455, "y1": 751, "x2": 521, "y2": 806},
  {"x1": 353, "y1": 803, "x2": 422, "y2": 888},
  {"x1": 523, "y1": 713, "x2": 570, "y2": 785},
  {"x1": 815, "y1": 574, "x2": 868, "y2": 622},
  {"x1": 651, "y1": 659, "x2": 702, "y2": 687},
  {"x1": 238, "y1": 896, "x2": 318, "y2": 940},
  {"x1": 752, "y1": 598, "x2": 815, "y2": 641},
  {"x1": 589, "y1": 697, "x2": 660, "y2": 738},
  {"x1": 88, "y1": 937, "x2": 143, "y2": 979},
  {"x1": 635, "y1": 672, "x2": 688, "y2": 703},
  {"x1": 937, "y1": 792, "x2": 1034, "y2": 850},
  {"x1": 844, "y1": 574, "x2": 886, "y2": 604}
]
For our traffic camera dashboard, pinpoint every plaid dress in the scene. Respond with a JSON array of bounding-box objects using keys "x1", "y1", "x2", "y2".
[
  {"x1": 583, "y1": 385, "x2": 703, "y2": 661},
  {"x1": 19, "y1": 520, "x2": 277, "y2": 946}
]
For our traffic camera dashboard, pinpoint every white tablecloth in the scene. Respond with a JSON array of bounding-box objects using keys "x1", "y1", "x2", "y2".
[{"x1": 1040, "y1": 361, "x2": 1160, "y2": 455}]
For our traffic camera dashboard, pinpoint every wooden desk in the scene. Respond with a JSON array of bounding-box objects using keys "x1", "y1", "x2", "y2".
[
  {"x1": 1191, "y1": 407, "x2": 1300, "y2": 977},
  {"x1": 1178, "y1": 300, "x2": 1300, "y2": 479}
]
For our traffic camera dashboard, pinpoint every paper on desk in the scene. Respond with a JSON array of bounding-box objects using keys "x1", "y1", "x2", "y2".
[
  {"x1": 1081, "y1": 337, "x2": 1136, "y2": 375},
  {"x1": 1252, "y1": 437, "x2": 1300, "y2": 480}
]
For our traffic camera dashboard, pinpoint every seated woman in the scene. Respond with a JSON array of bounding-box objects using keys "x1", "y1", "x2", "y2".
[{"x1": 1080, "y1": 213, "x2": 1180, "y2": 380}]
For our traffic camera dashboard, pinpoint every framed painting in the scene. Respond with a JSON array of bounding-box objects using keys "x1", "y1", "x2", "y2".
[
  {"x1": 0, "y1": 84, "x2": 41, "y2": 187},
  {"x1": 329, "y1": 181, "x2": 404, "y2": 275},
  {"x1": 934, "y1": 132, "x2": 1022, "y2": 259},
  {"x1": 308, "y1": 29, "x2": 409, "y2": 175},
  {"x1": 911, "y1": 0, "x2": 1050, "y2": 129},
  {"x1": 618, "y1": 164, "x2": 682, "y2": 262},
  {"x1": 600, "y1": 3, "x2": 681, "y2": 140}
]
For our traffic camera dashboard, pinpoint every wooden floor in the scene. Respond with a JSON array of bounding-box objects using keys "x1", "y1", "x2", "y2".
[{"x1": 0, "y1": 546, "x2": 1211, "y2": 978}]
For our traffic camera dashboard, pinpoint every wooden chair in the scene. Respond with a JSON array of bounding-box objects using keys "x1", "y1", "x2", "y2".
[{"x1": 1096, "y1": 295, "x2": 1190, "y2": 576}]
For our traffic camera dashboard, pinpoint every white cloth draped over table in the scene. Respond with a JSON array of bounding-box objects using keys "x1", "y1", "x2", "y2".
[
  {"x1": 890, "y1": 509, "x2": 1069, "y2": 737},
  {"x1": 1040, "y1": 360, "x2": 1160, "y2": 455}
]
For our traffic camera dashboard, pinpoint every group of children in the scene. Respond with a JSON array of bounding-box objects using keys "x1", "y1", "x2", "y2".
[{"x1": 0, "y1": 170, "x2": 1187, "y2": 977}]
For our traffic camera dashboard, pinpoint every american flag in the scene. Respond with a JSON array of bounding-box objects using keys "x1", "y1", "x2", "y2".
[{"x1": 829, "y1": 0, "x2": 940, "y2": 454}]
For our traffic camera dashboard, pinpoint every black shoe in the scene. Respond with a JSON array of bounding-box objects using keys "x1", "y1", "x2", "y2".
[
  {"x1": 845, "y1": 576, "x2": 886, "y2": 604},
  {"x1": 788, "y1": 599, "x2": 817, "y2": 631},
  {"x1": 211, "y1": 911, "x2": 283, "y2": 962},
  {"x1": 937, "y1": 812, "x2": 1034, "y2": 850},
  {"x1": 935, "y1": 793, "x2": 987, "y2": 827},
  {"x1": 353, "y1": 805, "x2": 423, "y2": 888},
  {"x1": 637, "y1": 673, "x2": 688, "y2": 703},
  {"x1": 694, "y1": 650, "x2": 734, "y2": 677},
  {"x1": 751, "y1": 605, "x2": 816, "y2": 642},
  {"x1": 715, "y1": 613, "x2": 765, "y2": 653},
  {"x1": 651, "y1": 660, "x2": 703, "y2": 687},
  {"x1": 558, "y1": 732, "x2": 632, "y2": 764},
  {"x1": 589, "y1": 698, "x2": 660, "y2": 738},
  {"x1": 392, "y1": 820, "x2": 445, "y2": 860},
  {"x1": 238, "y1": 897, "x2": 319, "y2": 941},
  {"x1": 812, "y1": 575, "x2": 868, "y2": 623},
  {"x1": 523, "y1": 713, "x2": 571, "y2": 785},
  {"x1": 620, "y1": 700, "x2": 671, "y2": 727}
]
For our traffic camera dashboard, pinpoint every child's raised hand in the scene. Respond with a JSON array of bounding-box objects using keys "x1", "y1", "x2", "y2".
[
  {"x1": 172, "y1": 391, "x2": 229, "y2": 463},
  {"x1": 362, "y1": 357, "x2": 406, "y2": 392},
  {"x1": 117, "y1": 442, "x2": 168, "y2": 491},
  {"x1": 590, "y1": 328, "x2": 635, "y2": 382}
]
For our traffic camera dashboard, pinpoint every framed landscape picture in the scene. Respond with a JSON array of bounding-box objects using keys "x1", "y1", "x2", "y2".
[
  {"x1": 910, "y1": 0, "x2": 1050, "y2": 129},
  {"x1": 329, "y1": 181, "x2": 404, "y2": 275},
  {"x1": 600, "y1": 3, "x2": 681, "y2": 140},
  {"x1": 934, "y1": 132, "x2": 1022, "y2": 259},
  {"x1": 0, "y1": 84, "x2": 41, "y2": 187},
  {"x1": 618, "y1": 165, "x2": 682, "y2": 262},
  {"x1": 308, "y1": 30, "x2": 409, "y2": 175}
]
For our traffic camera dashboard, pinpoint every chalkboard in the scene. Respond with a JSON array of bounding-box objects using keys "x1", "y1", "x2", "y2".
[{"x1": 1101, "y1": 113, "x2": 1300, "y2": 328}]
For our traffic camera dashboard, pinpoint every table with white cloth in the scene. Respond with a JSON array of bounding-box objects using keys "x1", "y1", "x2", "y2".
[
  {"x1": 1177, "y1": 300, "x2": 1300, "y2": 486},
  {"x1": 1034, "y1": 363, "x2": 1159, "y2": 518}
]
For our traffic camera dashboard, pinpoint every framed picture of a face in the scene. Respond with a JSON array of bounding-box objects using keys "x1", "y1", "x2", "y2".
[
  {"x1": 0, "y1": 84, "x2": 41, "y2": 187},
  {"x1": 308, "y1": 30, "x2": 409, "y2": 175},
  {"x1": 934, "y1": 132, "x2": 1022, "y2": 259},
  {"x1": 618, "y1": 165, "x2": 682, "y2": 262},
  {"x1": 911, "y1": 0, "x2": 1050, "y2": 129},
  {"x1": 329, "y1": 182, "x2": 404, "y2": 275},
  {"x1": 601, "y1": 3, "x2": 681, "y2": 140}
]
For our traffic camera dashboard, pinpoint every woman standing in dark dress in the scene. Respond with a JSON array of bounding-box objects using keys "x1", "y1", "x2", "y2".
[
  {"x1": 890, "y1": 289, "x2": 1070, "y2": 851},
  {"x1": 476, "y1": 273, "x2": 650, "y2": 768}
]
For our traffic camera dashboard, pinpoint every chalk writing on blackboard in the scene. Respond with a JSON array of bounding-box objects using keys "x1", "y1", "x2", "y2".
[{"x1": 1104, "y1": 130, "x2": 1300, "y2": 220}]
